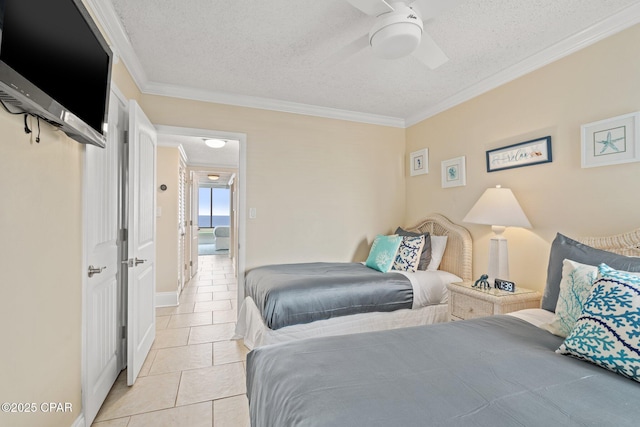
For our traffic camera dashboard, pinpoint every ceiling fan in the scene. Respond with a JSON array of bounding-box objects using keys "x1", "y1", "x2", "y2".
[{"x1": 334, "y1": 0, "x2": 464, "y2": 69}]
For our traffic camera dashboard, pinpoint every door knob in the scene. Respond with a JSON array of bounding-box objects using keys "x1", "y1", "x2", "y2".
[
  {"x1": 121, "y1": 258, "x2": 148, "y2": 267},
  {"x1": 88, "y1": 265, "x2": 107, "y2": 278}
]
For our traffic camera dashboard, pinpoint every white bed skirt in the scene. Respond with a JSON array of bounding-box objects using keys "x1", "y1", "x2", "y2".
[{"x1": 233, "y1": 296, "x2": 449, "y2": 350}]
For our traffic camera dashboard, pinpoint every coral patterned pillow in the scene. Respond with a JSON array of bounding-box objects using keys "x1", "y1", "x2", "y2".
[
  {"x1": 557, "y1": 264, "x2": 640, "y2": 382},
  {"x1": 542, "y1": 259, "x2": 598, "y2": 338},
  {"x1": 392, "y1": 235, "x2": 425, "y2": 273},
  {"x1": 365, "y1": 235, "x2": 403, "y2": 273}
]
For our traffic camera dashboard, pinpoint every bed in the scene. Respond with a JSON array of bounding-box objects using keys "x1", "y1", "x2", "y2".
[
  {"x1": 246, "y1": 228, "x2": 640, "y2": 426},
  {"x1": 234, "y1": 214, "x2": 472, "y2": 349}
]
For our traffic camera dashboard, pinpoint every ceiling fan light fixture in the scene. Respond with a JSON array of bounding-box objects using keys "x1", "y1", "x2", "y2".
[
  {"x1": 369, "y1": 6, "x2": 423, "y2": 59},
  {"x1": 204, "y1": 138, "x2": 227, "y2": 148},
  {"x1": 207, "y1": 174, "x2": 220, "y2": 181}
]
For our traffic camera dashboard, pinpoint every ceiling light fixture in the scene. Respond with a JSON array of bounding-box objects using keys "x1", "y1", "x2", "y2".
[
  {"x1": 369, "y1": 4, "x2": 423, "y2": 59},
  {"x1": 207, "y1": 174, "x2": 220, "y2": 181},
  {"x1": 204, "y1": 138, "x2": 226, "y2": 148}
]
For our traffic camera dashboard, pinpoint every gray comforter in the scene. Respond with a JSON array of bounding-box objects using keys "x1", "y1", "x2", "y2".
[
  {"x1": 244, "y1": 262, "x2": 413, "y2": 330},
  {"x1": 246, "y1": 315, "x2": 640, "y2": 426}
]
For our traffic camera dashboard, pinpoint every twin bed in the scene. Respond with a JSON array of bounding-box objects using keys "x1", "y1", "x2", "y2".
[
  {"x1": 234, "y1": 214, "x2": 472, "y2": 349},
  {"x1": 245, "y1": 226, "x2": 640, "y2": 426}
]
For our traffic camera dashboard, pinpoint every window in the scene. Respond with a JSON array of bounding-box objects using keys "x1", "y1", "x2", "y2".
[{"x1": 198, "y1": 187, "x2": 230, "y2": 228}]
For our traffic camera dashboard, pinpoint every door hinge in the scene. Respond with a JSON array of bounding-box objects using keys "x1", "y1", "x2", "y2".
[
  {"x1": 121, "y1": 228, "x2": 128, "y2": 242},
  {"x1": 121, "y1": 326, "x2": 126, "y2": 339},
  {"x1": 123, "y1": 130, "x2": 128, "y2": 143},
  {"x1": 190, "y1": 261, "x2": 193, "y2": 267}
]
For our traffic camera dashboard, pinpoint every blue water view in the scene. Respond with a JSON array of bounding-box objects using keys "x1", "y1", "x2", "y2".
[{"x1": 198, "y1": 215, "x2": 230, "y2": 228}]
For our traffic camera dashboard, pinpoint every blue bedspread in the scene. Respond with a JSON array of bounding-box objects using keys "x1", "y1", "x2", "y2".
[
  {"x1": 247, "y1": 315, "x2": 640, "y2": 426},
  {"x1": 244, "y1": 262, "x2": 413, "y2": 330}
]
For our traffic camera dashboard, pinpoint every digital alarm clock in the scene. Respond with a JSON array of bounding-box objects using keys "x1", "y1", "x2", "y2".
[{"x1": 494, "y1": 279, "x2": 516, "y2": 292}]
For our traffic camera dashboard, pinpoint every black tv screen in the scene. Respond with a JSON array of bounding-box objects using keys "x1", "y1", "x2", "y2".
[{"x1": 0, "y1": 0, "x2": 112, "y2": 147}]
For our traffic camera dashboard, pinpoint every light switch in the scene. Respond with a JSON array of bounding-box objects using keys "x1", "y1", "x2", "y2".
[
  {"x1": 249, "y1": 207, "x2": 257, "y2": 219},
  {"x1": 156, "y1": 206, "x2": 162, "y2": 217}
]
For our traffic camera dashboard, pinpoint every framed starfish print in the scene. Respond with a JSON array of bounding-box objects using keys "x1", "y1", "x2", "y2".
[{"x1": 581, "y1": 112, "x2": 640, "y2": 168}]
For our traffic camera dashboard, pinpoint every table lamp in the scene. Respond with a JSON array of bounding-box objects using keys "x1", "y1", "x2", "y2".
[{"x1": 463, "y1": 185, "x2": 531, "y2": 283}]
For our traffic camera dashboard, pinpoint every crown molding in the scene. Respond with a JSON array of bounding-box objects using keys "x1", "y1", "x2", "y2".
[
  {"x1": 405, "y1": 2, "x2": 640, "y2": 127},
  {"x1": 87, "y1": 0, "x2": 640, "y2": 130},
  {"x1": 144, "y1": 81, "x2": 406, "y2": 128}
]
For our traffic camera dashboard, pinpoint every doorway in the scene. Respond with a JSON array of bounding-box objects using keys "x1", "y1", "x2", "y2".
[
  {"x1": 198, "y1": 184, "x2": 232, "y2": 256},
  {"x1": 155, "y1": 125, "x2": 246, "y2": 297}
]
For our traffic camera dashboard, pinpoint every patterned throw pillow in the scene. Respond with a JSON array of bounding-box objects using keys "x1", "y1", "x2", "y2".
[
  {"x1": 543, "y1": 260, "x2": 598, "y2": 338},
  {"x1": 557, "y1": 264, "x2": 640, "y2": 382},
  {"x1": 365, "y1": 235, "x2": 403, "y2": 273},
  {"x1": 395, "y1": 228, "x2": 431, "y2": 270},
  {"x1": 392, "y1": 235, "x2": 425, "y2": 273}
]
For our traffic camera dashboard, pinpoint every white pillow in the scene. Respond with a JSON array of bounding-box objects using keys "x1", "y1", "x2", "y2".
[
  {"x1": 541, "y1": 259, "x2": 597, "y2": 338},
  {"x1": 426, "y1": 236, "x2": 448, "y2": 271}
]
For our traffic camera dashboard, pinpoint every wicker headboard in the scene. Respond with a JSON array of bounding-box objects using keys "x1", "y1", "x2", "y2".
[
  {"x1": 406, "y1": 213, "x2": 473, "y2": 282},
  {"x1": 578, "y1": 228, "x2": 640, "y2": 257}
]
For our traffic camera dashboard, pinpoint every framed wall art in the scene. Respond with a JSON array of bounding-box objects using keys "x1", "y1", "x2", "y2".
[
  {"x1": 486, "y1": 136, "x2": 552, "y2": 172},
  {"x1": 410, "y1": 148, "x2": 428, "y2": 176},
  {"x1": 441, "y1": 156, "x2": 466, "y2": 188},
  {"x1": 581, "y1": 112, "x2": 640, "y2": 168}
]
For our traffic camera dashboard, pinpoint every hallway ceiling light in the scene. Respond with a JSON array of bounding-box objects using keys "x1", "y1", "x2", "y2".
[
  {"x1": 207, "y1": 174, "x2": 220, "y2": 181},
  {"x1": 204, "y1": 138, "x2": 227, "y2": 148}
]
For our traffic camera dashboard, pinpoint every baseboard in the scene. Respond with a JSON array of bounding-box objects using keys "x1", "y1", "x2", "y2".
[
  {"x1": 156, "y1": 291, "x2": 179, "y2": 307},
  {"x1": 70, "y1": 414, "x2": 85, "y2": 427}
]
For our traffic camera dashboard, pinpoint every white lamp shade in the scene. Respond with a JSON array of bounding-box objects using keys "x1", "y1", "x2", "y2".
[{"x1": 463, "y1": 186, "x2": 531, "y2": 228}]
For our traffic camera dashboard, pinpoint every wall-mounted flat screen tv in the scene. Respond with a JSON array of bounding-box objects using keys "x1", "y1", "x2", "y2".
[{"x1": 0, "y1": 0, "x2": 112, "y2": 148}]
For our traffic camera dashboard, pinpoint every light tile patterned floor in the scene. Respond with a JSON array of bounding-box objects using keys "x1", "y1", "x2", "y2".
[{"x1": 92, "y1": 255, "x2": 249, "y2": 427}]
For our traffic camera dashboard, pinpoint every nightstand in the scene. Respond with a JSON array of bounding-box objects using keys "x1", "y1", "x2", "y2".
[{"x1": 447, "y1": 281, "x2": 541, "y2": 321}]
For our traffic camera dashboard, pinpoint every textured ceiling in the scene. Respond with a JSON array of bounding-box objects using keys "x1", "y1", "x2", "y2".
[
  {"x1": 104, "y1": 0, "x2": 640, "y2": 168},
  {"x1": 105, "y1": 0, "x2": 640, "y2": 127}
]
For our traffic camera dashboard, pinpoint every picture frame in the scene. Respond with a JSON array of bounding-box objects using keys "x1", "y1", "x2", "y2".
[
  {"x1": 441, "y1": 156, "x2": 466, "y2": 188},
  {"x1": 486, "y1": 136, "x2": 552, "y2": 172},
  {"x1": 409, "y1": 148, "x2": 428, "y2": 176},
  {"x1": 581, "y1": 112, "x2": 640, "y2": 168}
]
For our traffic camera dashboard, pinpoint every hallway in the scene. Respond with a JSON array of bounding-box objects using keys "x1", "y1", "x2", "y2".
[{"x1": 92, "y1": 255, "x2": 249, "y2": 426}]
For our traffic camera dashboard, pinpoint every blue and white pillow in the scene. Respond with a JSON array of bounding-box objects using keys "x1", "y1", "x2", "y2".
[
  {"x1": 365, "y1": 234, "x2": 403, "y2": 273},
  {"x1": 543, "y1": 259, "x2": 598, "y2": 338},
  {"x1": 557, "y1": 263, "x2": 640, "y2": 382},
  {"x1": 392, "y1": 235, "x2": 425, "y2": 273}
]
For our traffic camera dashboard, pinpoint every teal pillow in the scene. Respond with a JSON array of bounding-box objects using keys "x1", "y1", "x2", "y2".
[
  {"x1": 366, "y1": 235, "x2": 403, "y2": 273},
  {"x1": 558, "y1": 264, "x2": 640, "y2": 382}
]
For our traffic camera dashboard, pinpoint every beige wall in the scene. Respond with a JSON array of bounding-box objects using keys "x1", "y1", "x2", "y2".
[
  {"x1": 156, "y1": 147, "x2": 181, "y2": 294},
  {"x1": 0, "y1": 114, "x2": 82, "y2": 426},
  {"x1": 139, "y1": 96, "x2": 407, "y2": 270},
  {"x1": 406, "y1": 24, "x2": 640, "y2": 292}
]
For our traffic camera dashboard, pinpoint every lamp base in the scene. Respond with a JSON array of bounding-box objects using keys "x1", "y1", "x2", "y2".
[{"x1": 487, "y1": 232, "x2": 509, "y2": 285}]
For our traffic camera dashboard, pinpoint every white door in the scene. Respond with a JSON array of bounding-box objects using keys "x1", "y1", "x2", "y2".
[
  {"x1": 190, "y1": 171, "x2": 199, "y2": 276},
  {"x1": 126, "y1": 100, "x2": 157, "y2": 385},
  {"x1": 83, "y1": 90, "x2": 124, "y2": 424},
  {"x1": 178, "y1": 164, "x2": 186, "y2": 291}
]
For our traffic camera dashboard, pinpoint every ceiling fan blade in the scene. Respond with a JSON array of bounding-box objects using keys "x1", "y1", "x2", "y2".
[
  {"x1": 325, "y1": 34, "x2": 370, "y2": 67},
  {"x1": 346, "y1": 0, "x2": 393, "y2": 16},
  {"x1": 411, "y1": 31, "x2": 449, "y2": 69},
  {"x1": 410, "y1": 0, "x2": 466, "y2": 21}
]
